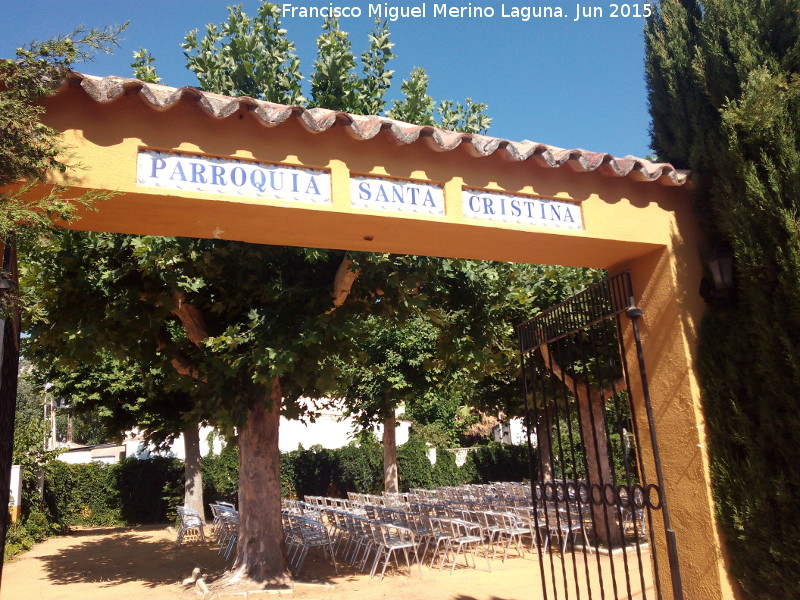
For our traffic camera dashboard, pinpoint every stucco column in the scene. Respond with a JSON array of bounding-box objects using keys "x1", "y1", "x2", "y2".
[{"x1": 621, "y1": 240, "x2": 741, "y2": 600}]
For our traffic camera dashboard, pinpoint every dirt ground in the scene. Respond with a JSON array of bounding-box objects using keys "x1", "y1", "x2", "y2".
[{"x1": 1, "y1": 525, "x2": 653, "y2": 600}]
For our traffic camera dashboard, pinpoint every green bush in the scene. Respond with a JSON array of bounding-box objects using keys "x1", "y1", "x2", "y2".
[
  {"x1": 430, "y1": 447, "x2": 464, "y2": 487},
  {"x1": 114, "y1": 456, "x2": 183, "y2": 524},
  {"x1": 203, "y1": 444, "x2": 239, "y2": 505},
  {"x1": 291, "y1": 445, "x2": 337, "y2": 498},
  {"x1": 333, "y1": 441, "x2": 382, "y2": 495},
  {"x1": 457, "y1": 451, "x2": 480, "y2": 484},
  {"x1": 43, "y1": 460, "x2": 120, "y2": 528},
  {"x1": 41, "y1": 457, "x2": 183, "y2": 529},
  {"x1": 21, "y1": 510, "x2": 52, "y2": 542},
  {"x1": 4, "y1": 510, "x2": 56, "y2": 562},
  {"x1": 397, "y1": 436, "x2": 434, "y2": 492},
  {"x1": 470, "y1": 442, "x2": 532, "y2": 483},
  {"x1": 4, "y1": 521, "x2": 34, "y2": 561},
  {"x1": 279, "y1": 451, "x2": 296, "y2": 499}
]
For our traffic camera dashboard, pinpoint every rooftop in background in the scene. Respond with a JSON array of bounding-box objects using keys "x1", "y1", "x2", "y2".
[{"x1": 58, "y1": 73, "x2": 689, "y2": 188}]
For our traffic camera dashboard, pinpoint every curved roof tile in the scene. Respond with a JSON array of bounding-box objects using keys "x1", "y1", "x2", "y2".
[{"x1": 61, "y1": 73, "x2": 690, "y2": 187}]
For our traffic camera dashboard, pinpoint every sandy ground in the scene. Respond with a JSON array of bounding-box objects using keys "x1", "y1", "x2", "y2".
[{"x1": 1, "y1": 525, "x2": 654, "y2": 600}]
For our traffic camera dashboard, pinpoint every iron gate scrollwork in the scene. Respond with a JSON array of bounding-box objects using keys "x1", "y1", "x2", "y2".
[{"x1": 516, "y1": 272, "x2": 683, "y2": 600}]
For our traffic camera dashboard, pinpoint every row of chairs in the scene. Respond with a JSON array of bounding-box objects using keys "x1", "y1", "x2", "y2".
[
  {"x1": 360, "y1": 481, "x2": 647, "y2": 546},
  {"x1": 323, "y1": 502, "x2": 530, "y2": 574},
  {"x1": 311, "y1": 493, "x2": 595, "y2": 557},
  {"x1": 323, "y1": 508, "x2": 423, "y2": 579}
]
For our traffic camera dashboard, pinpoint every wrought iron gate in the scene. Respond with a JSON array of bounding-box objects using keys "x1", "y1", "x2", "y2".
[{"x1": 515, "y1": 272, "x2": 683, "y2": 600}]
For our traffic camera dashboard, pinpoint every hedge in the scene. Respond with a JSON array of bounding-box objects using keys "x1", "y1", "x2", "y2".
[
  {"x1": 203, "y1": 437, "x2": 536, "y2": 498},
  {"x1": 41, "y1": 456, "x2": 184, "y2": 528}
]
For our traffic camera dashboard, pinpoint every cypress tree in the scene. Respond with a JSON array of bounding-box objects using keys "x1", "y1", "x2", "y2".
[{"x1": 646, "y1": 2, "x2": 800, "y2": 597}]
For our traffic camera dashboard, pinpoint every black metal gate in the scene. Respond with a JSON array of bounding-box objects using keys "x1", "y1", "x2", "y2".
[{"x1": 516, "y1": 272, "x2": 683, "y2": 600}]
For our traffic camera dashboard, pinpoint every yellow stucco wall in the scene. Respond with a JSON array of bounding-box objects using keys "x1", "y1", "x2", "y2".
[{"x1": 29, "y1": 82, "x2": 739, "y2": 599}]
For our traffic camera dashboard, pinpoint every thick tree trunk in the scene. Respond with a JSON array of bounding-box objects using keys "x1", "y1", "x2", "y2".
[
  {"x1": 183, "y1": 423, "x2": 205, "y2": 523},
  {"x1": 578, "y1": 394, "x2": 623, "y2": 548},
  {"x1": 0, "y1": 239, "x2": 20, "y2": 589},
  {"x1": 229, "y1": 376, "x2": 289, "y2": 585},
  {"x1": 539, "y1": 345, "x2": 623, "y2": 548},
  {"x1": 536, "y1": 404, "x2": 554, "y2": 482},
  {"x1": 383, "y1": 393, "x2": 398, "y2": 494}
]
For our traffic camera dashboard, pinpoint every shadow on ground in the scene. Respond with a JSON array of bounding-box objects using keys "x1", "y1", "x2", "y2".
[{"x1": 34, "y1": 525, "x2": 226, "y2": 588}]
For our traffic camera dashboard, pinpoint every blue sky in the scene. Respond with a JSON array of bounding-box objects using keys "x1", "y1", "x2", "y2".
[{"x1": 0, "y1": 0, "x2": 655, "y2": 158}]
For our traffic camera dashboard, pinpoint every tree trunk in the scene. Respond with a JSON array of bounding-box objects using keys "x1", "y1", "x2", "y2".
[
  {"x1": 0, "y1": 238, "x2": 20, "y2": 589},
  {"x1": 230, "y1": 376, "x2": 290, "y2": 585},
  {"x1": 183, "y1": 422, "x2": 205, "y2": 523},
  {"x1": 538, "y1": 345, "x2": 623, "y2": 548},
  {"x1": 383, "y1": 392, "x2": 398, "y2": 494},
  {"x1": 578, "y1": 394, "x2": 623, "y2": 548},
  {"x1": 536, "y1": 404, "x2": 554, "y2": 482}
]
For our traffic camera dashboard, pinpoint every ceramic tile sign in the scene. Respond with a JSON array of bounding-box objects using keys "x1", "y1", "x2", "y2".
[
  {"x1": 350, "y1": 175, "x2": 445, "y2": 215},
  {"x1": 137, "y1": 149, "x2": 331, "y2": 204},
  {"x1": 462, "y1": 188, "x2": 583, "y2": 231}
]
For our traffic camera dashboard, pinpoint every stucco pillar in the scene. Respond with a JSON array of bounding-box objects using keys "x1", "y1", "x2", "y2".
[{"x1": 621, "y1": 239, "x2": 741, "y2": 600}]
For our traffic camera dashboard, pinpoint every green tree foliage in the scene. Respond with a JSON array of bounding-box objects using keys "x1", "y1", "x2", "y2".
[
  {"x1": 358, "y1": 19, "x2": 395, "y2": 115},
  {"x1": 130, "y1": 48, "x2": 160, "y2": 83},
  {"x1": 30, "y1": 352, "x2": 195, "y2": 447},
  {"x1": 438, "y1": 98, "x2": 491, "y2": 135},
  {"x1": 309, "y1": 17, "x2": 360, "y2": 111},
  {"x1": 440, "y1": 262, "x2": 604, "y2": 418},
  {"x1": 335, "y1": 316, "x2": 439, "y2": 430},
  {"x1": 12, "y1": 376, "x2": 48, "y2": 464},
  {"x1": 0, "y1": 24, "x2": 126, "y2": 238},
  {"x1": 646, "y1": 2, "x2": 800, "y2": 597},
  {"x1": 308, "y1": 17, "x2": 395, "y2": 114},
  {"x1": 182, "y1": 3, "x2": 489, "y2": 131},
  {"x1": 22, "y1": 233, "x2": 203, "y2": 441},
  {"x1": 386, "y1": 67, "x2": 436, "y2": 125},
  {"x1": 387, "y1": 67, "x2": 491, "y2": 134},
  {"x1": 182, "y1": 2, "x2": 304, "y2": 103}
]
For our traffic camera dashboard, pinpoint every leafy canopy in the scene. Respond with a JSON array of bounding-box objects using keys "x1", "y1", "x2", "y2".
[
  {"x1": 0, "y1": 24, "x2": 127, "y2": 238},
  {"x1": 181, "y1": 3, "x2": 490, "y2": 133}
]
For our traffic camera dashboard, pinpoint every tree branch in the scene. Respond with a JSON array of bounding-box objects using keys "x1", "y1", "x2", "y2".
[
  {"x1": 157, "y1": 340, "x2": 205, "y2": 381},
  {"x1": 538, "y1": 344, "x2": 624, "y2": 404},
  {"x1": 171, "y1": 292, "x2": 209, "y2": 346},
  {"x1": 329, "y1": 254, "x2": 361, "y2": 312}
]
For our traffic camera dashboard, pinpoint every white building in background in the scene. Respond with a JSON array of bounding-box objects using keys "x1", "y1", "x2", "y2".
[
  {"x1": 122, "y1": 427, "x2": 224, "y2": 460},
  {"x1": 491, "y1": 417, "x2": 531, "y2": 446},
  {"x1": 278, "y1": 398, "x2": 410, "y2": 452},
  {"x1": 57, "y1": 397, "x2": 410, "y2": 464},
  {"x1": 58, "y1": 443, "x2": 127, "y2": 464}
]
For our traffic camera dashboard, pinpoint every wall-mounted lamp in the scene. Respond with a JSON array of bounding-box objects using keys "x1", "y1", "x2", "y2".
[{"x1": 699, "y1": 245, "x2": 734, "y2": 302}]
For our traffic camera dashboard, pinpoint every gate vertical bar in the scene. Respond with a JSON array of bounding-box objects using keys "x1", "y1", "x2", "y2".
[{"x1": 519, "y1": 345, "x2": 551, "y2": 600}]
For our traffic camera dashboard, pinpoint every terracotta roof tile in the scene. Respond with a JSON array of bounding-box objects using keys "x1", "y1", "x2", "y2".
[{"x1": 61, "y1": 73, "x2": 690, "y2": 187}]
